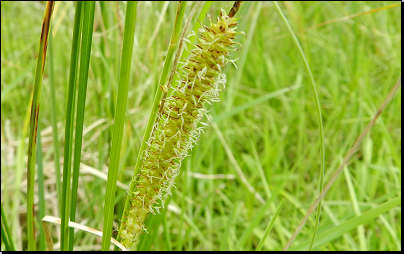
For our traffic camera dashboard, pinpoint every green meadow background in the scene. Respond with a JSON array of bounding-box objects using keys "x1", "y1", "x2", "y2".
[{"x1": 1, "y1": 1, "x2": 401, "y2": 251}]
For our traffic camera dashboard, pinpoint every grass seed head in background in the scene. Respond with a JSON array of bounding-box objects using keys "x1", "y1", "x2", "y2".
[{"x1": 119, "y1": 9, "x2": 243, "y2": 247}]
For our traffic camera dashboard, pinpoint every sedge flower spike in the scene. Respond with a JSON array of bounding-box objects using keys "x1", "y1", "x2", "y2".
[{"x1": 119, "y1": 9, "x2": 243, "y2": 247}]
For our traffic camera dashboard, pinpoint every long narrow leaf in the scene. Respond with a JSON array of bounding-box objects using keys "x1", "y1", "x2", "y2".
[
  {"x1": 101, "y1": 1, "x2": 138, "y2": 251},
  {"x1": 272, "y1": 2, "x2": 325, "y2": 250},
  {"x1": 48, "y1": 22, "x2": 62, "y2": 215},
  {"x1": 68, "y1": 1, "x2": 96, "y2": 251},
  {"x1": 26, "y1": 2, "x2": 55, "y2": 250},
  {"x1": 36, "y1": 123, "x2": 46, "y2": 251},
  {"x1": 60, "y1": 1, "x2": 84, "y2": 251}
]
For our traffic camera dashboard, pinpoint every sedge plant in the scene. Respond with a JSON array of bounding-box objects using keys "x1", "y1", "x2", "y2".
[
  {"x1": 118, "y1": 4, "x2": 245, "y2": 248},
  {"x1": 0, "y1": 1, "x2": 401, "y2": 251}
]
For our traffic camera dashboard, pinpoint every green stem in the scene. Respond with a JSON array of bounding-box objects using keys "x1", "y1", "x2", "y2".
[{"x1": 272, "y1": 2, "x2": 325, "y2": 250}]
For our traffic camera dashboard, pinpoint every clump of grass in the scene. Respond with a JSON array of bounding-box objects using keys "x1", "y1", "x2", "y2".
[
  {"x1": 1, "y1": 1, "x2": 400, "y2": 251},
  {"x1": 118, "y1": 8, "x2": 244, "y2": 247}
]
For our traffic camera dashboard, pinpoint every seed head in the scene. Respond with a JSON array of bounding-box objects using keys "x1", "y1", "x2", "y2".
[{"x1": 119, "y1": 9, "x2": 243, "y2": 248}]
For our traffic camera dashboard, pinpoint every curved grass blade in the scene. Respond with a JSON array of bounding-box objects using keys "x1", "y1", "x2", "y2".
[
  {"x1": 26, "y1": 1, "x2": 55, "y2": 250},
  {"x1": 100, "y1": 1, "x2": 139, "y2": 251},
  {"x1": 272, "y1": 2, "x2": 325, "y2": 250}
]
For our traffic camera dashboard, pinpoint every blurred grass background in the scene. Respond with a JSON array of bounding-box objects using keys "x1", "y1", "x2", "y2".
[{"x1": 1, "y1": 1, "x2": 401, "y2": 251}]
